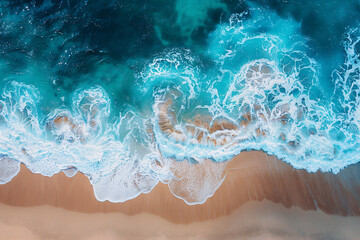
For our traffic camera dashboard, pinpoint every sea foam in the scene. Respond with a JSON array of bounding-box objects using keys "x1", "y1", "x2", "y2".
[{"x1": 0, "y1": 8, "x2": 360, "y2": 205}]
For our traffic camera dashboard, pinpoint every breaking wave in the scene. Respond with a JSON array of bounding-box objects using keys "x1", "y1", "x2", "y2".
[{"x1": 0, "y1": 8, "x2": 360, "y2": 204}]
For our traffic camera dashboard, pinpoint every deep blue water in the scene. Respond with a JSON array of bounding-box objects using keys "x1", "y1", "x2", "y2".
[{"x1": 0, "y1": 0, "x2": 360, "y2": 204}]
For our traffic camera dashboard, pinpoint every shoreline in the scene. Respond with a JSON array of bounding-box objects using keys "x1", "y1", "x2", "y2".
[{"x1": 0, "y1": 151, "x2": 359, "y2": 223}]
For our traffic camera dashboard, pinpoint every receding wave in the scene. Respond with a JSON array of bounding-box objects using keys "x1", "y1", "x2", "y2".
[{"x1": 0, "y1": 8, "x2": 360, "y2": 204}]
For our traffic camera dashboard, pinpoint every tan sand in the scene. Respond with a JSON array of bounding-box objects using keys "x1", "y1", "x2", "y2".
[
  {"x1": 0, "y1": 200, "x2": 360, "y2": 240},
  {"x1": 0, "y1": 151, "x2": 359, "y2": 224}
]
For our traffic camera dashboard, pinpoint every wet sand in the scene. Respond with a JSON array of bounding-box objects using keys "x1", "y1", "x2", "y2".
[{"x1": 0, "y1": 151, "x2": 360, "y2": 239}]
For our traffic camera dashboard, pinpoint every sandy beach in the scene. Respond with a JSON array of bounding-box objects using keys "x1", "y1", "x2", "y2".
[
  {"x1": 0, "y1": 151, "x2": 360, "y2": 239},
  {"x1": 1, "y1": 200, "x2": 360, "y2": 240},
  {"x1": 1, "y1": 0, "x2": 360, "y2": 239}
]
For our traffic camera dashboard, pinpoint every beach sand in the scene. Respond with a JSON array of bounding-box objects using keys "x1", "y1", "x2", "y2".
[
  {"x1": 0, "y1": 151, "x2": 360, "y2": 239},
  {"x1": 1, "y1": 200, "x2": 360, "y2": 240}
]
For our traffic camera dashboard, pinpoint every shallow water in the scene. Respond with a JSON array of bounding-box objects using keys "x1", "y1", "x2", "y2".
[{"x1": 0, "y1": 0, "x2": 359, "y2": 204}]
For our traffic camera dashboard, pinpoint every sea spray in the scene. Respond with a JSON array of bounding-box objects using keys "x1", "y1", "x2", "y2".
[{"x1": 0, "y1": 6, "x2": 359, "y2": 205}]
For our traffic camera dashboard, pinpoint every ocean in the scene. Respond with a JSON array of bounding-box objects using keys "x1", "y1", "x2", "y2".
[{"x1": 0, "y1": 0, "x2": 359, "y2": 204}]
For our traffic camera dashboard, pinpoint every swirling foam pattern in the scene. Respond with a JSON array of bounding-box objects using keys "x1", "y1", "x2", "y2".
[{"x1": 0, "y1": 4, "x2": 360, "y2": 204}]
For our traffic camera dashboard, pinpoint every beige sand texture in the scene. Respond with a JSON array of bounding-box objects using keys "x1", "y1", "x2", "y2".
[{"x1": 0, "y1": 200, "x2": 360, "y2": 240}]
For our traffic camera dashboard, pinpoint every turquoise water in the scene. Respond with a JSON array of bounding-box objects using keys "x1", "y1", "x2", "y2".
[{"x1": 0, "y1": 0, "x2": 360, "y2": 204}]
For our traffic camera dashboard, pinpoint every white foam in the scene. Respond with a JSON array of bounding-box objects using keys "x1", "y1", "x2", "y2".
[
  {"x1": 1, "y1": 9, "x2": 360, "y2": 205},
  {"x1": 0, "y1": 156, "x2": 20, "y2": 184}
]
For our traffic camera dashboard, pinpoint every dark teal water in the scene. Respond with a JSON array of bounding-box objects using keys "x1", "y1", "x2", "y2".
[{"x1": 0, "y1": 0, "x2": 359, "y2": 204}]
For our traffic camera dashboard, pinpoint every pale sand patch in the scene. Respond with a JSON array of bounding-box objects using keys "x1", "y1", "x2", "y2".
[{"x1": 0, "y1": 200, "x2": 359, "y2": 240}]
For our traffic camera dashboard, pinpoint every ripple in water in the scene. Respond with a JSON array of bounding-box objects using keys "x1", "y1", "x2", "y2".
[{"x1": 0, "y1": 6, "x2": 360, "y2": 204}]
